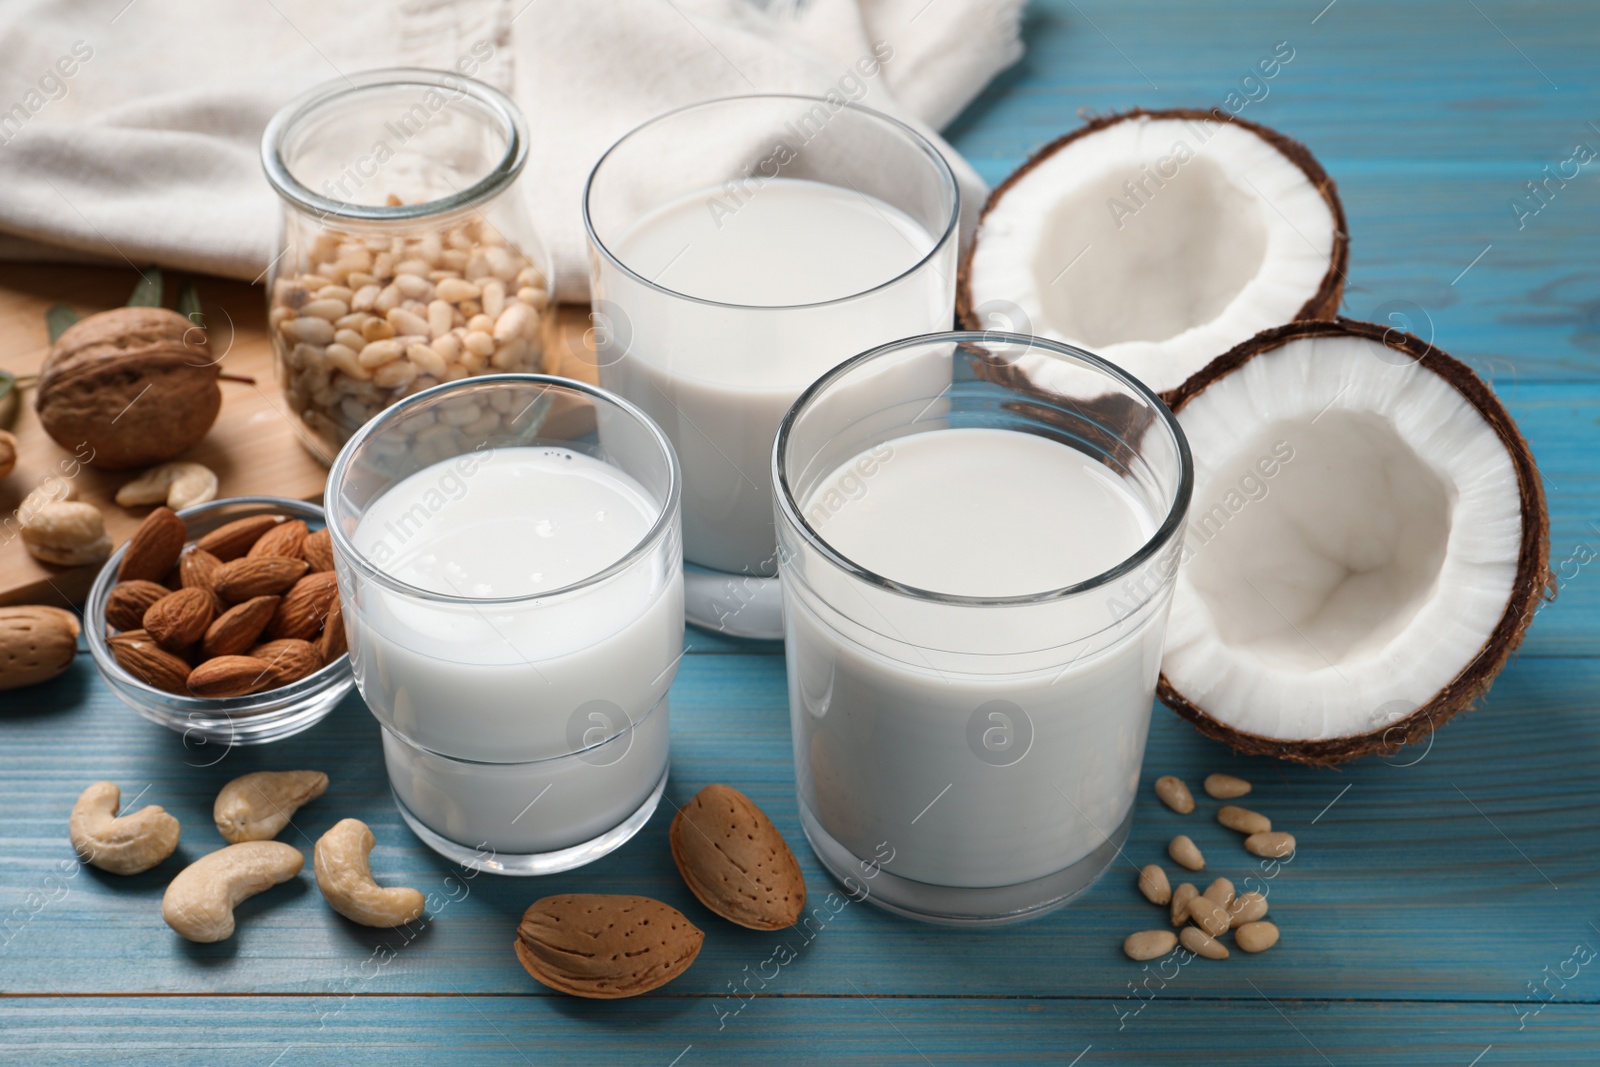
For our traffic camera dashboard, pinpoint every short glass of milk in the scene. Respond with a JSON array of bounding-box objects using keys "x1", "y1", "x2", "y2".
[
  {"x1": 585, "y1": 94, "x2": 959, "y2": 640},
  {"x1": 774, "y1": 332, "x2": 1192, "y2": 924},
  {"x1": 326, "y1": 375, "x2": 683, "y2": 874}
]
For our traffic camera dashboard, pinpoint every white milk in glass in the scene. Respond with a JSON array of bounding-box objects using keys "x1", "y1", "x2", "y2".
[
  {"x1": 599, "y1": 177, "x2": 950, "y2": 575},
  {"x1": 347, "y1": 446, "x2": 681, "y2": 855},
  {"x1": 790, "y1": 427, "x2": 1164, "y2": 888}
]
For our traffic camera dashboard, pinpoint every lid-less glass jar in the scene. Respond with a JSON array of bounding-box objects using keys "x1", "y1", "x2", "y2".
[{"x1": 262, "y1": 68, "x2": 553, "y2": 462}]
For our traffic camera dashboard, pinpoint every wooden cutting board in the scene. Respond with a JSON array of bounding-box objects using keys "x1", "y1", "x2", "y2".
[{"x1": 0, "y1": 264, "x2": 598, "y2": 607}]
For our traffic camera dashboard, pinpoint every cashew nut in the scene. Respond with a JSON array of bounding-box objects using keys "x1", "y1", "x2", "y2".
[
  {"x1": 68, "y1": 780, "x2": 181, "y2": 875},
  {"x1": 161, "y1": 841, "x2": 303, "y2": 942},
  {"x1": 20, "y1": 500, "x2": 111, "y2": 566},
  {"x1": 116, "y1": 461, "x2": 218, "y2": 512},
  {"x1": 17, "y1": 478, "x2": 76, "y2": 526},
  {"x1": 214, "y1": 770, "x2": 328, "y2": 843},
  {"x1": 314, "y1": 818, "x2": 425, "y2": 927}
]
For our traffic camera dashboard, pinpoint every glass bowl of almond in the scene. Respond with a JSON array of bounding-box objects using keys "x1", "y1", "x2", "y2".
[{"x1": 85, "y1": 497, "x2": 355, "y2": 745}]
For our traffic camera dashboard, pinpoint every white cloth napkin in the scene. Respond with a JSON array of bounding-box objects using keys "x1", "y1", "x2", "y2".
[{"x1": 0, "y1": 0, "x2": 1021, "y2": 299}]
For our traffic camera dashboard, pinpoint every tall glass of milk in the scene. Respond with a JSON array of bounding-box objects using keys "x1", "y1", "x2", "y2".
[
  {"x1": 585, "y1": 95, "x2": 959, "y2": 639},
  {"x1": 326, "y1": 375, "x2": 683, "y2": 874},
  {"x1": 774, "y1": 332, "x2": 1193, "y2": 924}
]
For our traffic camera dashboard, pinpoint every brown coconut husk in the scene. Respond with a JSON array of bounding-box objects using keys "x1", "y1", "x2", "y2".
[
  {"x1": 1159, "y1": 317, "x2": 1554, "y2": 765},
  {"x1": 955, "y1": 107, "x2": 1350, "y2": 403}
]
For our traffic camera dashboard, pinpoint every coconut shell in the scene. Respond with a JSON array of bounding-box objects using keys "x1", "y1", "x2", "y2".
[
  {"x1": 955, "y1": 106, "x2": 1350, "y2": 401},
  {"x1": 1159, "y1": 317, "x2": 1554, "y2": 765},
  {"x1": 36, "y1": 306, "x2": 220, "y2": 470}
]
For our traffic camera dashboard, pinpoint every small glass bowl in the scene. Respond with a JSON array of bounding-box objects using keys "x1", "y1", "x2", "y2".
[{"x1": 86, "y1": 497, "x2": 355, "y2": 746}]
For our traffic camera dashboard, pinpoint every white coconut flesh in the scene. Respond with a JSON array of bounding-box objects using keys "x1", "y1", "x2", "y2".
[
  {"x1": 967, "y1": 116, "x2": 1338, "y2": 394},
  {"x1": 1161, "y1": 333, "x2": 1524, "y2": 743}
]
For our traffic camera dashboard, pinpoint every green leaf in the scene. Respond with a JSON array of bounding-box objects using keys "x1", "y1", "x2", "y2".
[
  {"x1": 126, "y1": 267, "x2": 163, "y2": 308},
  {"x1": 0, "y1": 369, "x2": 16, "y2": 431},
  {"x1": 45, "y1": 305, "x2": 80, "y2": 343},
  {"x1": 176, "y1": 281, "x2": 203, "y2": 326}
]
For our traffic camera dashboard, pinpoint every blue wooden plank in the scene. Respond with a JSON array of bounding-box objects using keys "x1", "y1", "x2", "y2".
[
  {"x1": 684, "y1": 629, "x2": 782, "y2": 655},
  {"x1": 3, "y1": 648, "x2": 1598, "y2": 1006},
  {"x1": 0, "y1": 996, "x2": 1590, "y2": 1066},
  {"x1": 949, "y1": 0, "x2": 1596, "y2": 164}
]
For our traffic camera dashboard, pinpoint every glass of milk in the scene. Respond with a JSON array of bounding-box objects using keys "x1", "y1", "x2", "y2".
[
  {"x1": 325, "y1": 375, "x2": 683, "y2": 874},
  {"x1": 773, "y1": 332, "x2": 1193, "y2": 924},
  {"x1": 584, "y1": 94, "x2": 959, "y2": 639}
]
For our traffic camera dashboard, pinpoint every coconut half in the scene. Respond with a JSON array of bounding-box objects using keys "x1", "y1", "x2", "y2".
[
  {"x1": 957, "y1": 109, "x2": 1348, "y2": 396},
  {"x1": 1158, "y1": 319, "x2": 1552, "y2": 764}
]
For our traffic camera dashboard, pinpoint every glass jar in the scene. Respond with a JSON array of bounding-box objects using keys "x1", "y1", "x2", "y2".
[{"x1": 262, "y1": 68, "x2": 553, "y2": 462}]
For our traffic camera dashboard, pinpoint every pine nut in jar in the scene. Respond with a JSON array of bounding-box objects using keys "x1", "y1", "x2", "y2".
[{"x1": 262, "y1": 69, "x2": 553, "y2": 462}]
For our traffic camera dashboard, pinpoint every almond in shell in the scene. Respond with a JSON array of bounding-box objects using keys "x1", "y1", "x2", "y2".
[
  {"x1": 117, "y1": 506, "x2": 186, "y2": 582},
  {"x1": 105, "y1": 580, "x2": 170, "y2": 631},
  {"x1": 248, "y1": 519, "x2": 308, "y2": 560},
  {"x1": 269, "y1": 571, "x2": 338, "y2": 641},
  {"x1": 142, "y1": 587, "x2": 214, "y2": 652},
  {"x1": 187, "y1": 655, "x2": 276, "y2": 698},
  {"x1": 108, "y1": 629, "x2": 190, "y2": 694},
  {"x1": 249, "y1": 639, "x2": 324, "y2": 686},
  {"x1": 202, "y1": 596, "x2": 279, "y2": 658},
  {"x1": 0, "y1": 606, "x2": 79, "y2": 690},
  {"x1": 670, "y1": 783, "x2": 806, "y2": 930},
  {"x1": 214, "y1": 556, "x2": 308, "y2": 603},
  {"x1": 514, "y1": 894, "x2": 703, "y2": 999},
  {"x1": 194, "y1": 514, "x2": 283, "y2": 561}
]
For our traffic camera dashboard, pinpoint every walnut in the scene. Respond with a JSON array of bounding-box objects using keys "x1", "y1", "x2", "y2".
[{"x1": 35, "y1": 307, "x2": 221, "y2": 470}]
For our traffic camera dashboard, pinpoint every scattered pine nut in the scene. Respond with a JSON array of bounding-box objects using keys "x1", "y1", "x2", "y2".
[
  {"x1": 1169, "y1": 882, "x2": 1197, "y2": 927},
  {"x1": 1123, "y1": 929, "x2": 1178, "y2": 961},
  {"x1": 1245, "y1": 831, "x2": 1296, "y2": 858},
  {"x1": 1218, "y1": 805, "x2": 1271, "y2": 835},
  {"x1": 1138, "y1": 864, "x2": 1172, "y2": 906},
  {"x1": 1227, "y1": 891, "x2": 1269, "y2": 928},
  {"x1": 1202, "y1": 877, "x2": 1235, "y2": 907},
  {"x1": 1204, "y1": 773, "x2": 1251, "y2": 799},
  {"x1": 1154, "y1": 775, "x2": 1195, "y2": 814},
  {"x1": 1235, "y1": 920, "x2": 1280, "y2": 953},
  {"x1": 1186, "y1": 895, "x2": 1231, "y2": 937},
  {"x1": 1180, "y1": 925, "x2": 1228, "y2": 960},
  {"x1": 1168, "y1": 834, "x2": 1205, "y2": 871}
]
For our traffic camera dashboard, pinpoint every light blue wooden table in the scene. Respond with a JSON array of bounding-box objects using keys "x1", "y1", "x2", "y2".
[{"x1": 4, "y1": 1, "x2": 1599, "y2": 1062}]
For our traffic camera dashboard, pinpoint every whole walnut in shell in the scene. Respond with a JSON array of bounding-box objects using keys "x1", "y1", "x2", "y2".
[{"x1": 36, "y1": 307, "x2": 220, "y2": 470}]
